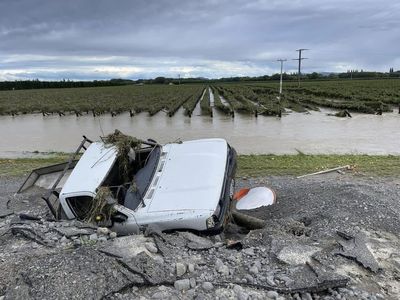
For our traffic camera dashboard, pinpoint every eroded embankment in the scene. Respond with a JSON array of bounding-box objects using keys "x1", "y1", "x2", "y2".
[{"x1": 1, "y1": 174, "x2": 399, "y2": 299}]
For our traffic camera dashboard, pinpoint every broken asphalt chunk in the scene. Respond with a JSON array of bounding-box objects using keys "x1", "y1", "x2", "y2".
[
  {"x1": 0, "y1": 209, "x2": 13, "y2": 218},
  {"x1": 99, "y1": 235, "x2": 158, "y2": 259},
  {"x1": 5, "y1": 247, "x2": 133, "y2": 299},
  {"x1": 53, "y1": 226, "x2": 94, "y2": 238},
  {"x1": 231, "y1": 262, "x2": 349, "y2": 294},
  {"x1": 118, "y1": 252, "x2": 175, "y2": 286},
  {"x1": 335, "y1": 230, "x2": 381, "y2": 273},
  {"x1": 277, "y1": 244, "x2": 321, "y2": 266},
  {"x1": 10, "y1": 224, "x2": 52, "y2": 247},
  {"x1": 19, "y1": 213, "x2": 41, "y2": 221},
  {"x1": 179, "y1": 231, "x2": 214, "y2": 250}
]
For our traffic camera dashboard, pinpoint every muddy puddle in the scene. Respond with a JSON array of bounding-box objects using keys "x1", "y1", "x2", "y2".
[{"x1": 0, "y1": 108, "x2": 399, "y2": 157}]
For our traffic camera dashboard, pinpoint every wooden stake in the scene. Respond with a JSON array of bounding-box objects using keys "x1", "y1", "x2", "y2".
[{"x1": 297, "y1": 165, "x2": 352, "y2": 179}]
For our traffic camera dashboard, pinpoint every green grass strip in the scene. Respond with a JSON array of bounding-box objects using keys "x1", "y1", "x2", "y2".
[
  {"x1": 238, "y1": 154, "x2": 400, "y2": 177},
  {"x1": 1, "y1": 154, "x2": 399, "y2": 178}
]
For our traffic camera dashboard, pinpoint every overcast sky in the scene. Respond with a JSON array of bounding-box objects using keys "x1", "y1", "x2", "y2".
[{"x1": 0, "y1": 0, "x2": 399, "y2": 80}]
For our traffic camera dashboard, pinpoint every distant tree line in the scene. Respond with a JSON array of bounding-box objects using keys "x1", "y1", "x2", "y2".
[
  {"x1": 337, "y1": 69, "x2": 400, "y2": 79},
  {"x1": 145, "y1": 69, "x2": 400, "y2": 84},
  {"x1": 0, "y1": 78, "x2": 133, "y2": 91},
  {"x1": 213, "y1": 69, "x2": 400, "y2": 82},
  {"x1": 1, "y1": 69, "x2": 399, "y2": 91},
  {"x1": 136, "y1": 76, "x2": 208, "y2": 85}
]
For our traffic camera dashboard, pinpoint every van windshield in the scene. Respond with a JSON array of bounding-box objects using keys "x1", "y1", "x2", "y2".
[
  {"x1": 66, "y1": 196, "x2": 93, "y2": 220},
  {"x1": 123, "y1": 146, "x2": 161, "y2": 210}
]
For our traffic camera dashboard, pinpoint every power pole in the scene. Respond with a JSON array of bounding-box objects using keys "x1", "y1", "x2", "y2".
[
  {"x1": 277, "y1": 59, "x2": 287, "y2": 118},
  {"x1": 178, "y1": 74, "x2": 181, "y2": 85},
  {"x1": 293, "y1": 49, "x2": 309, "y2": 87},
  {"x1": 277, "y1": 59, "x2": 287, "y2": 96}
]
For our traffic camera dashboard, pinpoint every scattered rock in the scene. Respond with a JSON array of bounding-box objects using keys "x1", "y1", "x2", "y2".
[
  {"x1": 174, "y1": 279, "x2": 191, "y2": 291},
  {"x1": 215, "y1": 259, "x2": 230, "y2": 276},
  {"x1": 242, "y1": 247, "x2": 255, "y2": 256},
  {"x1": 98, "y1": 236, "x2": 107, "y2": 242},
  {"x1": 109, "y1": 231, "x2": 117, "y2": 239},
  {"x1": 53, "y1": 227, "x2": 93, "y2": 238},
  {"x1": 60, "y1": 236, "x2": 69, "y2": 243},
  {"x1": 244, "y1": 274, "x2": 254, "y2": 283},
  {"x1": 189, "y1": 277, "x2": 196, "y2": 288},
  {"x1": 99, "y1": 235, "x2": 153, "y2": 259},
  {"x1": 202, "y1": 282, "x2": 214, "y2": 291},
  {"x1": 302, "y1": 292, "x2": 313, "y2": 300},
  {"x1": 188, "y1": 263, "x2": 195, "y2": 273},
  {"x1": 233, "y1": 284, "x2": 243, "y2": 293},
  {"x1": 97, "y1": 227, "x2": 109, "y2": 235},
  {"x1": 277, "y1": 244, "x2": 321, "y2": 265},
  {"x1": 237, "y1": 291, "x2": 249, "y2": 300},
  {"x1": 179, "y1": 231, "x2": 214, "y2": 250},
  {"x1": 151, "y1": 291, "x2": 167, "y2": 299},
  {"x1": 249, "y1": 265, "x2": 259, "y2": 275},
  {"x1": 266, "y1": 290, "x2": 279, "y2": 299},
  {"x1": 266, "y1": 275, "x2": 276, "y2": 286},
  {"x1": 145, "y1": 242, "x2": 158, "y2": 253},
  {"x1": 176, "y1": 263, "x2": 187, "y2": 276},
  {"x1": 89, "y1": 233, "x2": 98, "y2": 241}
]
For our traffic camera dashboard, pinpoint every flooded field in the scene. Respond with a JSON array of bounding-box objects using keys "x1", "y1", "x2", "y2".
[{"x1": 0, "y1": 108, "x2": 399, "y2": 158}]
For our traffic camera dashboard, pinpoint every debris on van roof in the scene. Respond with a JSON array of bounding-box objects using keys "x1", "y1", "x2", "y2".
[{"x1": 102, "y1": 129, "x2": 143, "y2": 181}]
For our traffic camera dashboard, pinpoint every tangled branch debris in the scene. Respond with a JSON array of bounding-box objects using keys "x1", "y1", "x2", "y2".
[
  {"x1": 85, "y1": 187, "x2": 115, "y2": 223},
  {"x1": 103, "y1": 129, "x2": 142, "y2": 182}
]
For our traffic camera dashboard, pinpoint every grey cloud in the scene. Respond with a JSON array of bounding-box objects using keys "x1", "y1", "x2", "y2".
[{"x1": 0, "y1": 0, "x2": 399, "y2": 80}]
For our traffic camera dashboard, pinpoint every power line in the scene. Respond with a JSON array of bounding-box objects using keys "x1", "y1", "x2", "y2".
[{"x1": 293, "y1": 48, "x2": 309, "y2": 87}]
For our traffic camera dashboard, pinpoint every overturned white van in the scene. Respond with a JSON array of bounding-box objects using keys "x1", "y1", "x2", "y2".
[{"x1": 19, "y1": 135, "x2": 237, "y2": 234}]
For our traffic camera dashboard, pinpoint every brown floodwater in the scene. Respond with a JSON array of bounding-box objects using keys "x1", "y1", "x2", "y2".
[{"x1": 0, "y1": 107, "x2": 399, "y2": 158}]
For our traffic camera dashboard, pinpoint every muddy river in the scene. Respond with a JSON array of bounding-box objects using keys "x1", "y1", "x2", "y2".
[{"x1": 0, "y1": 107, "x2": 399, "y2": 157}]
